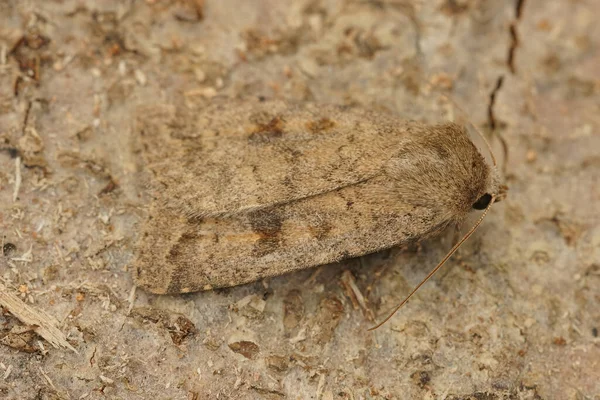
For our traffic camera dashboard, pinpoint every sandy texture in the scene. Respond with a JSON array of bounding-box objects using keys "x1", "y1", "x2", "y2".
[{"x1": 0, "y1": 1, "x2": 598, "y2": 399}]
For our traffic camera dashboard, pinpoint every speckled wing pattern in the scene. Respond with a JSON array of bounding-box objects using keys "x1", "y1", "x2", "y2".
[
  {"x1": 143, "y1": 100, "x2": 408, "y2": 217},
  {"x1": 134, "y1": 99, "x2": 490, "y2": 294}
]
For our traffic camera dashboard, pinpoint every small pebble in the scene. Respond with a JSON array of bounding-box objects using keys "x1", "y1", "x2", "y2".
[{"x1": 3, "y1": 243, "x2": 16, "y2": 256}]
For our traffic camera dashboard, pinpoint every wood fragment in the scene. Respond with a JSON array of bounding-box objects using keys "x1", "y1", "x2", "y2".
[
  {"x1": 0, "y1": 284, "x2": 78, "y2": 353},
  {"x1": 341, "y1": 270, "x2": 375, "y2": 321},
  {"x1": 316, "y1": 373, "x2": 326, "y2": 400}
]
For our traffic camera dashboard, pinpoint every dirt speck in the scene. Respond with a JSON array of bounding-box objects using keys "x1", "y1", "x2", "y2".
[{"x1": 228, "y1": 340, "x2": 260, "y2": 359}]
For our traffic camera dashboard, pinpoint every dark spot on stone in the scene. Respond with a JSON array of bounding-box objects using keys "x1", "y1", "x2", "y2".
[
  {"x1": 346, "y1": 200, "x2": 354, "y2": 209},
  {"x1": 7, "y1": 148, "x2": 20, "y2": 158},
  {"x1": 262, "y1": 287, "x2": 274, "y2": 301},
  {"x1": 130, "y1": 307, "x2": 196, "y2": 345},
  {"x1": 3, "y1": 243, "x2": 17, "y2": 257},
  {"x1": 410, "y1": 370, "x2": 431, "y2": 388},
  {"x1": 98, "y1": 179, "x2": 118, "y2": 196},
  {"x1": 169, "y1": 315, "x2": 196, "y2": 345},
  {"x1": 552, "y1": 336, "x2": 567, "y2": 346},
  {"x1": 306, "y1": 117, "x2": 336, "y2": 133},
  {"x1": 228, "y1": 340, "x2": 260, "y2": 359},
  {"x1": 592, "y1": 327, "x2": 598, "y2": 337},
  {"x1": 258, "y1": 95, "x2": 266, "y2": 102},
  {"x1": 249, "y1": 116, "x2": 285, "y2": 142},
  {"x1": 265, "y1": 355, "x2": 289, "y2": 372},
  {"x1": 419, "y1": 371, "x2": 430, "y2": 386}
]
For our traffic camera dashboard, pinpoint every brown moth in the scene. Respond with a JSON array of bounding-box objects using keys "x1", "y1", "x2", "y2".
[{"x1": 134, "y1": 98, "x2": 505, "y2": 322}]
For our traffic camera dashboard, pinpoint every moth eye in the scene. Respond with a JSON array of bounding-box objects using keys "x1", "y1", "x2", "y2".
[{"x1": 472, "y1": 193, "x2": 492, "y2": 210}]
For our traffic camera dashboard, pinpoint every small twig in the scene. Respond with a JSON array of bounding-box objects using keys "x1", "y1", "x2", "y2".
[
  {"x1": 3, "y1": 364, "x2": 13, "y2": 380},
  {"x1": 39, "y1": 367, "x2": 57, "y2": 391},
  {"x1": 341, "y1": 270, "x2": 375, "y2": 321},
  {"x1": 12, "y1": 156, "x2": 21, "y2": 202},
  {"x1": 127, "y1": 285, "x2": 136, "y2": 315},
  {"x1": 341, "y1": 276, "x2": 360, "y2": 310}
]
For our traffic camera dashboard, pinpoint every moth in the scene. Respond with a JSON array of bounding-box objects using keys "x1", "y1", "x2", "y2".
[{"x1": 134, "y1": 98, "x2": 506, "y2": 326}]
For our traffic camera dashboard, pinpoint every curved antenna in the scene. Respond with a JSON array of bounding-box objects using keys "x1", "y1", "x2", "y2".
[
  {"x1": 368, "y1": 196, "x2": 496, "y2": 331},
  {"x1": 442, "y1": 95, "x2": 497, "y2": 167}
]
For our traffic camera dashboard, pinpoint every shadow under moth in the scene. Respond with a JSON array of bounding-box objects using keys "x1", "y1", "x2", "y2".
[{"x1": 134, "y1": 98, "x2": 506, "y2": 327}]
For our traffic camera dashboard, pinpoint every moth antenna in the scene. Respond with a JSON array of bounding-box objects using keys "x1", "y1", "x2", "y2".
[
  {"x1": 442, "y1": 95, "x2": 497, "y2": 167},
  {"x1": 368, "y1": 196, "x2": 495, "y2": 331}
]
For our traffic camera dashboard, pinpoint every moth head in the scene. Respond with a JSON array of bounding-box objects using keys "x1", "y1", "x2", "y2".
[
  {"x1": 470, "y1": 132, "x2": 508, "y2": 211},
  {"x1": 439, "y1": 93, "x2": 508, "y2": 212},
  {"x1": 385, "y1": 123, "x2": 504, "y2": 220}
]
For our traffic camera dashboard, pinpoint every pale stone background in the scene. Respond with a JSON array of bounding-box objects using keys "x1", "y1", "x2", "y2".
[{"x1": 0, "y1": 1, "x2": 598, "y2": 399}]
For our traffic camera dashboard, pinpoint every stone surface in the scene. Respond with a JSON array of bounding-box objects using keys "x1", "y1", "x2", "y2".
[{"x1": 0, "y1": 1, "x2": 598, "y2": 398}]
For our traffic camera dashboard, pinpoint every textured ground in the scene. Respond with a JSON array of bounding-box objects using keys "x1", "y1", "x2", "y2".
[{"x1": 0, "y1": 1, "x2": 599, "y2": 399}]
